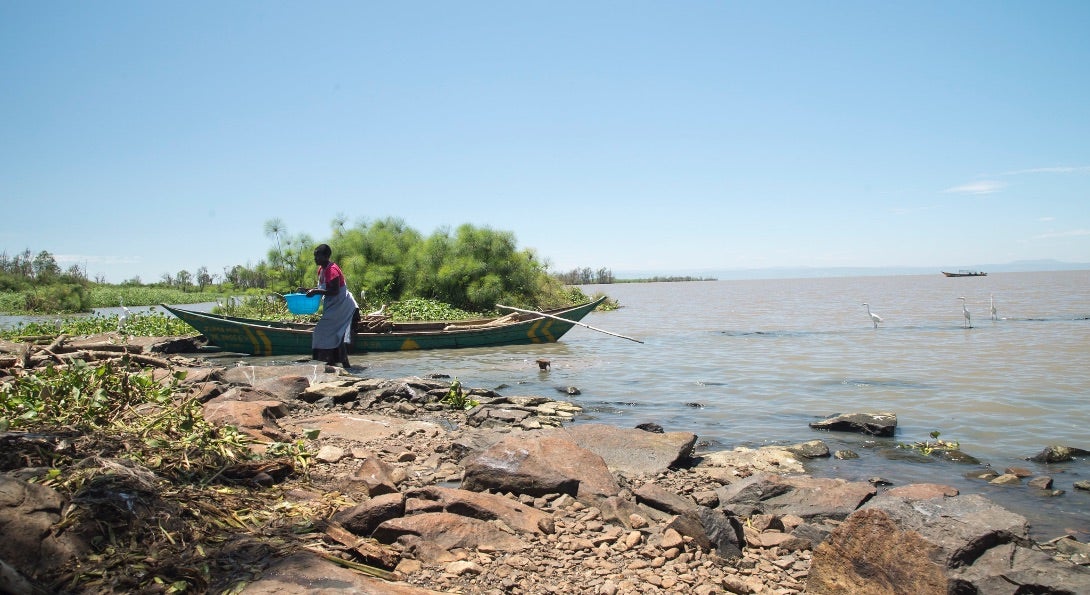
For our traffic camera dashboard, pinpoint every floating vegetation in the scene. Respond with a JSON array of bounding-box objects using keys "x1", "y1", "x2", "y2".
[
  {"x1": 0, "y1": 310, "x2": 196, "y2": 340},
  {"x1": 898, "y1": 430, "x2": 961, "y2": 457}
]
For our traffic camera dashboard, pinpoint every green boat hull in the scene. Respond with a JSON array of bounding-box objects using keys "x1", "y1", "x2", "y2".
[{"x1": 161, "y1": 297, "x2": 605, "y2": 356}]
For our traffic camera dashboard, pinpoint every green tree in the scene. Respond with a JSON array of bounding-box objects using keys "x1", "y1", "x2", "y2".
[
  {"x1": 409, "y1": 224, "x2": 549, "y2": 311},
  {"x1": 175, "y1": 270, "x2": 192, "y2": 292},
  {"x1": 238, "y1": 216, "x2": 575, "y2": 312},
  {"x1": 32, "y1": 251, "x2": 61, "y2": 281},
  {"x1": 196, "y1": 266, "x2": 213, "y2": 291},
  {"x1": 64, "y1": 264, "x2": 87, "y2": 282},
  {"x1": 264, "y1": 218, "x2": 287, "y2": 265}
]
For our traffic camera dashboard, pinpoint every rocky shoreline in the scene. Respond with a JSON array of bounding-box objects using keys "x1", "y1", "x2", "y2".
[{"x1": 2, "y1": 336, "x2": 1090, "y2": 594}]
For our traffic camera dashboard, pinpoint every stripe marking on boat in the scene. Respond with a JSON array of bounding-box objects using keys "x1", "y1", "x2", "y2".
[
  {"x1": 540, "y1": 319, "x2": 556, "y2": 342},
  {"x1": 527, "y1": 319, "x2": 557, "y2": 343},
  {"x1": 256, "y1": 328, "x2": 272, "y2": 354},
  {"x1": 242, "y1": 325, "x2": 272, "y2": 355}
]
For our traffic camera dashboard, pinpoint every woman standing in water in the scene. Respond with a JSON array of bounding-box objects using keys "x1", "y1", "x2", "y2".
[{"x1": 301, "y1": 244, "x2": 359, "y2": 367}]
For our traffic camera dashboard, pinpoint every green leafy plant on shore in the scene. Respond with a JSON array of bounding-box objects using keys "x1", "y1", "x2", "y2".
[
  {"x1": 265, "y1": 439, "x2": 316, "y2": 476},
  {"x1": 897, "y1": 430, "x2": 961, "y2": 456},
  {"x1": 441, "y1": 378, "x2": 479, "y2": 410},
  {"x1": 0, "y1": 360, "x2": 253, "y2": 478},
  {"x1": 88, "y1": 286, "x2": 232, "y2": 309}
]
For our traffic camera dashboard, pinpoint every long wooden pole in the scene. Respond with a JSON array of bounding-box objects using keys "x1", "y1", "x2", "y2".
[{"x1": 495, "y1": 304, "x2": 644, "y2": 343}]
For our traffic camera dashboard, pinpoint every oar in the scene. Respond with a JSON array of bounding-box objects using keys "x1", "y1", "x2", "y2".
[{"x1": 495, "y1": 304, "x2": 644, "y2": 344}]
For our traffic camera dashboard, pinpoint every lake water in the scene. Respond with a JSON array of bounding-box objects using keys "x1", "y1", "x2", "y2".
[
  {"x1": 330, "y1": 269, "x2": 1090, "y2": 541},
  {"x1": 5, "y1": 271, "x2": 1089, "y2": 540}
]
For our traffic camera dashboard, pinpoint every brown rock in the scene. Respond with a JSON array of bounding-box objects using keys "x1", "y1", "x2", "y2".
[
  {"x1": 989, "y1": 473, "x2": 1022, "y2": 486},
  {"x1": 201, "y1": 399, "x2": 291, "y2": 442},
  {"x1": 0, "y1": 477, "x2": 89, "y2": 582},
  {"x1": 211, "y1": 385, "x2": 298, "y2": 407},
  {"x1": 186, "y1": 381, "x2": 227, "y2": 403},
  {"x1": 1027, "y1": 445, "x2": 1090, "y2": 464},
  {"x1": 812, "y1": 493, "x2": 1090, "y2": 593},
  {"x1": 253, "y1": 375, "x2": 312, "y2": 401},
  {"x1": 808, "y1": 411, "x2": 897, "y2": 437},
  {"x1": 345, "y1": 456, "x2": 400, "y2": 497},
  {"x1": 372, "y1": 512, "x2": 527, "y2": 552},
  {"x1": 332, "y1": 492, "x2": 406, "y2": 537},
  {"x1": 404, "y1": 486, "x2": 554, "y2": 535},
  {"x1": 883, "y1": 483, "x2": 958, "y2": 500},
  {"x1": 634, "y1": 482, "x2": 697, "y2": 516},
  {"x1": 283, "y1": 412, "x2": 444, "y2": 444},
  {"x1": 808, "y1": 508, "x2": 947, "y2": 595},
  {"x1": 242, "y1": 552, "x2": 442, "y2": 594},
  {"x1": 549, "y1": 423, "x2": 697, "y2": 475},
  {"x1": 1004, "y1": 466, "x2": 1034, "y2": 478},
  {"x1": 787, "y1": 439, "x2": 831, "y2": 458},
  {"x1": 461, "y1": 435, "x2": 620, "y2": 502},
  {"x1": 1027, "y1": 476, "x2": 1054, "y2": 489},
  {"x1": 661, "y1": 528, "x2": 684, "y2": 549},
  {"x1": 717, "y1": 473, "x2": 876, "y2": 521},
  {"x1": 301, "y1": 381, "x2": 360, "y2": 404},
  {"x1": 748, "y1": 513, "x2": 783, "y2": 532},
  {"x1": 595, "y1": 494, "x2": 643, "y2": 528},
  {"x1": 748, "y1": 531, "x2": 800, "y2": 549},
  {"x1": 222, "y1": 363, "x2": 342, "y2": 385}
]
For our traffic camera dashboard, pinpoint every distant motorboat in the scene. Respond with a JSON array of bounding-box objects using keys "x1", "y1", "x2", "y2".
[{"x1": 942, "y1": 270, "x2": 987, "y2": 277}]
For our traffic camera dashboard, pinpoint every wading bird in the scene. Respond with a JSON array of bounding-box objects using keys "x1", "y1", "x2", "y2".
[
  {"x1": 990, "y1": 294, "x2": 998, "y2": 321},
  {"x1": 117, "y1": 298, "x2": 132, "y2": 331},
  {"x1": 959, "y1": 297, "x2": 972, "y2": 329},
  {"x1": 862, "y1": 303, "x2": 883, "y2": 328}
]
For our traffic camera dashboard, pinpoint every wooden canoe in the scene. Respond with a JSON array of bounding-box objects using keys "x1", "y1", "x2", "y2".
[{"x1": 161, "y1": 297, "x2": 606, "y2": 356}]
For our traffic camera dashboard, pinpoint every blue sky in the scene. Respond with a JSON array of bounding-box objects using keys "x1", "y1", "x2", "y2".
[{"x1": 2, "y1": 1, "x2": 1088, "y2": 283}]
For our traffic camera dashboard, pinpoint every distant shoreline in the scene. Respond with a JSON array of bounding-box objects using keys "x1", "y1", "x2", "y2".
[
  {"x1": 608, "y1": 261, "x2": 1090, "y2": 282},
  {"x1": 613, "y1": 276, "x2": 718, "y2": 283}
]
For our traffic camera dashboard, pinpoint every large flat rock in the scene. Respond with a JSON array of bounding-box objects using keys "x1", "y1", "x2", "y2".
[
  {"x1": 461, "y1": 434, "x2": 621, "y2": 502},
  {"x1": 242, "y1": 552, "x2": 443, "y2": 594},
  {"x1": 546, "y1": 423, "x2": 697, "y2": 476},
  {"x1": 281, "y1": 412, "x2": 444, "y2": 443}
]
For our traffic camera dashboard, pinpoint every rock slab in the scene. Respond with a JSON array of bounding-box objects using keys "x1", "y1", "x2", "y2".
[{"x1": 807, "y1": 493, "x2": 1090, "y2": 594}]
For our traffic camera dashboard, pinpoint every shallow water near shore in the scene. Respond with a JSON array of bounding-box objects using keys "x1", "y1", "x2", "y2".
[{"x1": 90, "y1": 271, "x2": 1090, "y2": 541}]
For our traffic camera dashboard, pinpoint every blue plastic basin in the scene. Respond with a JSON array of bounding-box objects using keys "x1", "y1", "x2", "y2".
[{"x1": 284, "y1": 293, "x2": 321, "y2": 315}]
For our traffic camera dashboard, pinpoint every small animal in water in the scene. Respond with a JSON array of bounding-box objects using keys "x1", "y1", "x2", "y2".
[{"x1": 536, "y1": 359, "x2": 551, "y2": 371}]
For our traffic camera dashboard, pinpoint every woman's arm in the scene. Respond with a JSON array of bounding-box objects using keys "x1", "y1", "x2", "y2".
[
  {"x1": 303, "y1": 267, "x2": 343, "y2": 297},
  {"x1": 305, "y1": 276, "x2": 342, "y2": 297}
]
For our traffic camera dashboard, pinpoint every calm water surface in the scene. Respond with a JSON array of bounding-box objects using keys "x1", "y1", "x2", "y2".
[{"x1": 330, "y1": 270, "x2": 1090, "y2": 540}]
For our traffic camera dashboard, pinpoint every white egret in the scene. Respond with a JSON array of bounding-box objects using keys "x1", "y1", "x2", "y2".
[
  {"x1": 117, "y1": 298, "x2": 132, "y2": 331},
  {"x1": 958, "y1": 297, "x2": 971, "y2": 328},
  {"x1": 862, "y1": 303, "x2": 883, "y2": 328},
  {"x1": 990, "y1": 294, "x2": 998, "y2": 321}
]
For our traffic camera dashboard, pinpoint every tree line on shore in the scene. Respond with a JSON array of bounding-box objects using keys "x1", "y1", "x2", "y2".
[
  {"x1": 553, "y1": 266, "x2": 716, "y2": 285},
  {"x1": 1, "y1": 217, "x2": 585, "y2": 314}
]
